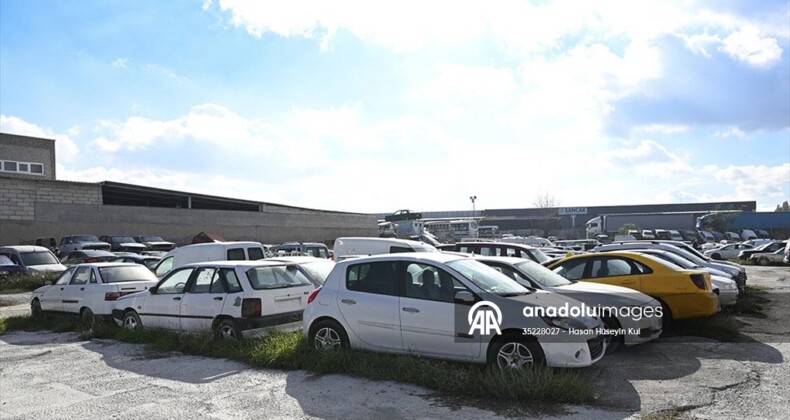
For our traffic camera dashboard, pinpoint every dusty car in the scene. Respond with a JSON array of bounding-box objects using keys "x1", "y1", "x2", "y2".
[
  {"x1": 57, "y1": 235, "x2": 111, "y2": 255},
  {"x1": 133, "y1": 235, "x2": 176, "y2": 252},
  {"x1": 750, "y1": 249, "x2": 786, "y2": 266},
  {"x1": 60, "y1": 250, "x2": 118, "y2": 266},
  {"x1": 0, "y1": 245, "x2": 67, "y2": 275},
  {"x1": 99, "y1": 236, "x2": 148, "y2": 253}
]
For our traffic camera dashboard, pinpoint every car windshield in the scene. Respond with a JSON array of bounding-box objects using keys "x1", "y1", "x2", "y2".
[
  {"x1": 299, "y1": 261, "x2": 335, "y2": 285},
  {"x1": 306, "y1": 246, "x2": 329, "y2": 258},
  {"x1": 645, "y1": 252, "x2": 694, "y2": 269},
  {"x1": 20, "y1": 251, "x2": 59, "y2": 266},
  {"x1": 75, "y1": 235, "x2": 100, "y2": 242},
  {"x1": 447, "y1": 259, "x2": 529, "y2": 296},
  {"x1": 413, "y1": 243, "x2": 438, "y2": 252},
  {"x1": 114, "y1": 236, "x2": 137, "y2": 243},
  {"x1": 143, "y1": 259, "x2": 161, "y2": 269},
  {"x1": 141, "y1": 236, "x2": 164, "y2": 242},
  {"x1": 528, "y1": 248, "x2": 551, "y2": 263},
  {"x1": 246, "y1": 265, "x2": 313, "y2": 289},
  {"x1": 755, "y1": 242, "x2": 775, "y2": 251},
  {"x1": 514, "y1": 261, "x2": 571, "y2": 287},
  {"x1": 99, "y1": 265, "x2": 158, "y2": 283}
]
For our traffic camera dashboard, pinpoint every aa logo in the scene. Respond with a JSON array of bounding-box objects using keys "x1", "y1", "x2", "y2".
[{"x1": 468, "y1": 301, "x2": 502, "y2": 336}]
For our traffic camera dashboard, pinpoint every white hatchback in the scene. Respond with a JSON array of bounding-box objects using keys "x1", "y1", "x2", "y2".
[
  {"x1": 31, "y1": 263, "x2": 159, "y2": 324},
  {"x1": 112, "y1": 260, "x2": 315, "y2": 339}
]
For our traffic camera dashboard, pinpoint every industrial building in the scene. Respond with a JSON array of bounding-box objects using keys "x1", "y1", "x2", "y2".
[{"x1": 0, "y1": 132, "x2": 377, "y2": 246}]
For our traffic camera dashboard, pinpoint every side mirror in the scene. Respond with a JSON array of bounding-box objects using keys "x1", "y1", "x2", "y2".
[
  {"x1": 149, "y1": 286, "x2": 158, "y2": 294},
  {"x1": 454, "y1": 291, "x2": 475, "y2": 304}
]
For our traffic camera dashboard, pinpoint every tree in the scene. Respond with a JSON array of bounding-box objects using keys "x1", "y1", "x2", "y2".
[
  {"x1": 533, "y1": 192, "x2": 560, "y2": 237},
  {"x1": 705, "y1": 212, "x2": 737, "y2": 233},
  {"x1": 618, "y1": 223, "x2": 637, "y2": 235},
  {"x1": 777, "y1": 201, "x2": 790, "y2": 212}
]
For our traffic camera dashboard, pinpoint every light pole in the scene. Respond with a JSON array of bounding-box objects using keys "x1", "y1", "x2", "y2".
[{"x1": 469, "y1": 195, "x2": 477, "y2": 216}]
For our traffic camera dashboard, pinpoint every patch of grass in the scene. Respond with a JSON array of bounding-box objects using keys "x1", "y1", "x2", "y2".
[
  {"x1": 641, "y1": 409, "x2": 687, "y2": 420},
  {"x1": 0, "y1": 272, "x2": 57, "y2": 293},
  {"x1": 2, "y1": 315, "x2": 595, "y2": 405}
]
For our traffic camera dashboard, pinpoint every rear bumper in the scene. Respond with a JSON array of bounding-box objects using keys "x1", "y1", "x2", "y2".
[{"x1": 237, "y1": 310, "x2": 304, "y2": 331}]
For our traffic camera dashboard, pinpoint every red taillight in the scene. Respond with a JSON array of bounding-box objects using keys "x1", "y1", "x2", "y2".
[
  {"x1": 105, "y1": 292, "x2": 122, "y2": 301},
  {"x1": 307, "y1": 287, "x2": 321, "y2": 304},
  {"x1": 85, "y1": 258, "x2": 101, "y2": 263},
  {"x1": 241, "y1": 298, "x2": 262, "y2": 319},
  {"x1": 690, "y1": 274, "x2": 707, "y2": 290}
]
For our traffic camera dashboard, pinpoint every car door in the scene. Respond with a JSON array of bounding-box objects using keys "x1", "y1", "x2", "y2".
[
  {"x1": 586, "y1": 257, "x2": 643, "y2": 291},
  {"x1": 40, "y1": 267, "x2": 75, "y2": 311},
  {"x1": 179, "y1": 267, "x2": 227, "y2": 332},
  {"x1": 398, "y1": 262, "x2": 481, "y2": 359},
  {"x1": 142, "y1": 268, "x2": 194, "y2": 330},
  {"x1": 336, "y1": 260, "x2": 403, "y2": 351},
  {"x1": 61, "y1": 266, "x2": 92, "y2": 313}
]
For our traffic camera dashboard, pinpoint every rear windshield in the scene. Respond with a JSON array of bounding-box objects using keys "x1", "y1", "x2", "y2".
[
  {"x1": 246, "y1": 265, "x2": 313, "y2": 289},
  {"x1": 306, "y1": 246, "x2": 329, "y2": 258},
  {"x1": 75, "y1": 235, "x2": 100, "y2": 242},
  {"x1": 300, "y1": 261, "x2": 335, "y2": 285},
  {"x1": 20, "y1": 251, "x2": 60, "y2": 266},
  {"x1": 99, "y1": 265, "x2": 158, "y2": 283}
]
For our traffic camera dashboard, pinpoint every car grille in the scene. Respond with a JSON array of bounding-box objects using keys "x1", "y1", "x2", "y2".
[{"x1": 588, "y1": 336, "x2": 605, "y2": 359}]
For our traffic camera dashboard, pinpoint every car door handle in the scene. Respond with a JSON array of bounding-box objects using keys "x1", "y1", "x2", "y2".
[
  {"x1": 172, "y1": 297, "x2": 181, "y2": 301},
  {"x1": 213, "y1": 297, "x2": 223, "y2": 301},
  {"x1": 341, "y1": 299, "x2": 356, "y2": 305},
  {"x1": 402, "y1": 307, "x2": 420, "y2": 313},
  {"x1": 60, "y1": 287, "x2": 64, "y2": 290},
  {"x1": 80, "y1": 288, "x2": 84, "y2": 291}
]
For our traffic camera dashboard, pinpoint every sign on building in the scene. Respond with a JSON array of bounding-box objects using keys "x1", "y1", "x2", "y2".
[{"x1": 558, "y1": 207, "x2": 587, "y2": 215}]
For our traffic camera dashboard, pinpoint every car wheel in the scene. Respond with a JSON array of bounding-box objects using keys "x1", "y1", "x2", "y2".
[
  {"x1": 309, "y1": 319, "x2": 349, "y2": 351},
  {"x1": 215, "y1": 319, "x2": 242, "y2": 341},
  {"x1": 80, "y1": 308, "x2": 97, "y2": 328},
  {"x1": 487, "y1": 334, "x2": 545, "y2": 370},
  {"x1": 31, "y1": 299, "x2": 43, "y2": 317},
  {"x1": 602, "y1": 317, "x2": 622, "y2": 354},
  {"x1": 711, "y1": 253, "x2": 721, "y2": 260},
  {"x1": 758, "y1": 257, "x2": 770, "y2": 266},
  {"x1": 122, "y1": 311, "x2": 142, "y2": 331}
]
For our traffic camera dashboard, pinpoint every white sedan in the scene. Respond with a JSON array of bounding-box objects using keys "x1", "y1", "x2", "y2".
[
  {"x1": 750, "y1": 249, "x2": 786, "y2": 266},
  {"x1": 31, "y1": 263, "x2": 158, "y2": 324},
  {"x1": 703, "y1": 243, "x2": 753, "y2": 260},
  {"x1": 112, "y1": 260, "x2": 315, "y2": 339}
]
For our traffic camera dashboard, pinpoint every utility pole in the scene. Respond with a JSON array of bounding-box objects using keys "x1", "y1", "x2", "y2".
[{"x1": 470, "y1": 195, "x2": 477, "y2": 216}]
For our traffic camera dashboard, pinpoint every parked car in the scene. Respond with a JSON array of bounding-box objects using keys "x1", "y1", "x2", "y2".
[
  {"x1": 784, "y1": 239, "x2": 790, "y2": 265},
  {"x1": 0, "y1": 245, "x2": 67, "y2": 275},
  {"x1": 755, "y1": 229, "x2": 771, "y2": 239},
  {"x1": 445, "y1": 242, "x2": 552, "y2": 265},
  {"x1": 57, "y1": 235, "x2": 111, "y2": 255},
  {"x1": 99, "y1": 235, "x2": 148, "y2": 253},
  {"x1": 60, "y1": 250, "x2": 118, "y2": 266},
  {"x1": 703, "y1": 243, "x2": 753, "y2": 260},
  {"x1": 133, "y1": 235, "x2": 176, "y2": 252},
  {"x1": 546, "y1": 251, "x2": 719, "y2": 323},
  {"x1": 112, "y1": 254, "x2": 162, "y2": 271},
  {"x1": 630, "y1": 249, "x2": 739, "y2": 306},
  {"x1": 0, "y1": 255, "x2": 24, "y2": 275},
  {"x1": 641, "y1": 230, "x2": 656, "y2": 240},
  {"x1": 476, "y1": 256, "x2": 662, "y2": 353},
  {"x1": 384, "y1": 209, "x2": 422, "y2": 222},
  {"x1": 113, "y1": 260, "x2": 314, "y2": 339},
  {"x1": 32, "y1": 237, "x2": 57, "y2": 253},
  {"x1": 724, "y1": 232, "x2": 742, "y2": 242},
  {"x1": 31, "y1": 263, "x2": 159, "y2": 324},
  {"x1": 304, "y1": 253, "x2": 607, "y2": 369},
  {"x1": 740, "y1": 229, "x2": 758, "y2": 241},
  {"x1": 154, "y1": 241, "x2": 267, "y2": 278},
  {"x1": 750, "y1": 249, "x2": 787, "y2": 266},
  {"x1": 332, "y1": 237, "x2": 437, "y2": 260},
  {"x1": 738, "y1": 241, "x2": 787, "y2": 260},
  {"x1": 274, "y1": 242, "x2": 331, "y2": 259},
  {"x1": 266, "y1": 256, "x2": 335, "y2": 287},
  {"x1": 653, "y1": 229, "x2": 671, "y2": 240}
]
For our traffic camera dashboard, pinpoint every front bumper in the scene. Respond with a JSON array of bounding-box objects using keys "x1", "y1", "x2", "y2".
[
  {"x1": 619, "y1": 313, "x2": 663, "y2": 346},
  {"x1": 718, "y1": 288, "x2": 739, "y2": 306},
  {"x1": 540, "y1": 336, "x2": 607, "y2": 368}
]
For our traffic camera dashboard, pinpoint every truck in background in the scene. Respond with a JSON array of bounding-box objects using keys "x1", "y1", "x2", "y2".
[{"x1": 585, "y1": 212, "x2": 700, "y2": 239}]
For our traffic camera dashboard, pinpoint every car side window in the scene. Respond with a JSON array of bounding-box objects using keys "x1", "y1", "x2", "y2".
[
  {"x1": 227, "y1": 248, "x2": 245, "y2": 260},
  {"x1": 71, "y1": 267, "x2": 91, "y2": 285},
  {"x1": 155, "y1": 256, "x2": 173, "y2": 277},
  {"x1": 630, "y1": 260, "x2": 653, "y2": 274},
  {"x1": 157, "y1": 268, "x2": 193, "y2": 294},
  {"x1": 553, "y1": 259, "x2": 587, "y2": 280},
  {"x1": 346, "y1": 261, "x2": 398, "y2": 296},
  {"x1": 189, "y1": 268, "x2": 217, "y2": 294},
  {"x1": 248, "y1": 247, "x2": 264, "y2": 260},
  {"x1": 480, "y1": 246, "x2": 496, "y2": 256},
  {"x1": 590, "y1": 258, "x2": 633, "y2": 278},
  {"x1": 402, "y1": 262, "x2": 469, "y2": 303},
  {"x1": 220, "y1": 268, "x2": 243, "y2": 293},
  {"x1": 459, "y1": 245, "x2": 474, "y2": 253},
  {"x1": 390, "y1": 246, "x2": 414, "y2": 253},
  {"x1": 89, "y1": 270, "x2": 97, "y2": 284},
  {"x1": 54, "y1": 267, "x2": 76, "y2": 285}
]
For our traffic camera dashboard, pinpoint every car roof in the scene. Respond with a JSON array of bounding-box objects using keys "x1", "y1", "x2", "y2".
[
  {"x1": 73, "y1": 250, "x2": 115, "y2": 256},
  {"x1": 183, "y1": 260, "x2": 293, "y2": 268},
  {"x1": 0, "y1": 245, "x2": 52, "y2": 252},
  {"x1": 68, "y1": 262, "x2": 140, "y2": 268},
  {"x1": 336, "y1": 252, "x2": 464, "y2": 265},
  {"x1": 456, "y1": 241, "x2": 538, "y2": 249},
  {"x1": 473, "y1": 256, "x2": 535, "y2": 265},
  {"x1": 267, "y1": 256, "x2": 327, "y2": 263}
]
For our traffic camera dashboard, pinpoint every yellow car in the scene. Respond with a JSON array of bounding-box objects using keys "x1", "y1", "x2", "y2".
[{"x1": 546, "y1": 251, "x2": 719, "y2": 322}]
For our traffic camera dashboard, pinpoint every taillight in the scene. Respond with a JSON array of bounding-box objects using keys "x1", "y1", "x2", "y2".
[
  {"x1": 690, "y1": 274, "x2": 707, "y2": 290},
  {"x1": 85, "y1": 258, "x2": 100, "y2": 263},
  {"x1": 105, "y1": 292, "x2": 121, "y2": 301},
  {"x1": 241, "y1": 298, "x2": 261, "y2": 319},
  {"x1": 307, "y1": 287, "x2": 321, "y2": 304}
]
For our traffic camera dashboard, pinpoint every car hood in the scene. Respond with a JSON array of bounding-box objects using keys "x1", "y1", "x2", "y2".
[
  {"x1": 710, "y1": 275, "x2": 736, "y2": 288},
  {"x1": 78, "y1": 241, "x2": 110, "y2": 247},
  {"x1": 144, "y1": 241, "x2": 174, "y2": 246},
  {"x1": 32, "y1": 285, "x2": 53, "y2": 295},
  {"x1": 552, "y1": 282, "x2": 655, "y2": 306},
  {"x1": 707, "y1": 261, "x2": 742, "y2": 275},
  {"x1": 119, "y1": 242, "x2": 147, "y2": 248},
  {"x1": 28, "y1": 264, "x2": 66, "y2": 274}
]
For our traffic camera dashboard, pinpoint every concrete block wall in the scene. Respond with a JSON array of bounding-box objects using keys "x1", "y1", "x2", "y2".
[{"x1": 0, "y1": 177, "x2": 36, "y2": 221}]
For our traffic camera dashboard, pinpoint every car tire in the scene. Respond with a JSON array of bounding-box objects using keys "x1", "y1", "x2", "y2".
[
  {"x1": 758, "y1": 257, "x2": 770, "y2": 266},
  {"x1": 215, "y1": 319, "x2": 242, "y2": 341},
  {"x1": 711, "y1": 253, "x2": 721, "y2": 260},
  {"x1": 80, "y1": 308, "x2": 97, "y2": 328},
  {"x1": 31, "y1": 298, "x2": 43, "y2": 317},
  {"x1": 602, "y1": 317, "x2": 622, "y2": 354},
  {"x1": 487, "y1": 334, "x2": 545, "y2": 370},
  {"x1": 309, "y1": 319, "x2": 349, "y2": 351},
  {"x1": 122, "y1": 310, "x2": 143, "y2": 331}
]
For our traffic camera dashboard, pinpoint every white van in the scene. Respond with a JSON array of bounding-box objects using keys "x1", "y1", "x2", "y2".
[
  {"x1": 154, "y1": 242, "x2": 266, "y2": 277},
  {"x1": 332, "y1": 237, "x2": 437, "y2": 260}
]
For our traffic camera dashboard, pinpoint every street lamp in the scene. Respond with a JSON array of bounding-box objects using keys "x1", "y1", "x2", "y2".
[{"x1": 469, "y1": 195, "x2": 477, "y2": 215}]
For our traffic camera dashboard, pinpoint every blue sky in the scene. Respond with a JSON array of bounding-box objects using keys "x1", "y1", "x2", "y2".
[{"x1": 1, "y1": 0, "x2": 788, "y2": 213}]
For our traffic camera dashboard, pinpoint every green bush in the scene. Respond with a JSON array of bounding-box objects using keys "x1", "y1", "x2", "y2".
[{"x1": 0, "y1": 272, "x2": 58, "y2": 293}]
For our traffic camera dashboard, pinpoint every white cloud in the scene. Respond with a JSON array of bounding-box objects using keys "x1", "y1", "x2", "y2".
[
  {"x1": 604, "y1": 140, "x2": 691, "y2": 178},
  {"x1": 706, "y1": 163, "x2": 790, "y2": 199},
  {"x1": 719, "y1": 26, "x2": 783, "y2": 67},
  {"x1": 0, "y1": 115, "x2": 80, "y2": 162},
  {"x1": 112, "y1": 57, "x2": 130, "y2": 68},
  {"x1": 634, "y1": 124, "x2": 690, "y2": 134},
  {"x1": 713, "y1": 127, "x2": 747, "y2": 139},
  {"x1": 144, "y1": 64, "x2": 189, "y2": 82}
]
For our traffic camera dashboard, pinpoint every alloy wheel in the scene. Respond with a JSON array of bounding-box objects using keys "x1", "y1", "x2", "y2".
[
  {"x1": 314, "y1": 327, "x2": 341, "y2": 350},
  {"x1": 496, "y1": 342, "x2": 534, "y2": 369}
]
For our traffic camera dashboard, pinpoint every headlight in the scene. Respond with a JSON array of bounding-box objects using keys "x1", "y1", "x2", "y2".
[
  {"x1": 542, "y1": 316, "x2": 595, "y2": 330},
  {"x1": 723, "y1": 282, "x2": 737, "y2": 291}
]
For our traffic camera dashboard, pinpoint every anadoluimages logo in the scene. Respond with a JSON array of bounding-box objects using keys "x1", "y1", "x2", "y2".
[{"x1": 468, "y1": 301, "x2": 502, "y2": 336}]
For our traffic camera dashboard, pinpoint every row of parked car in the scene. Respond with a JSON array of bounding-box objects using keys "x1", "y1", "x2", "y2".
[
  {"x1": 25, "y1": 235, "x2": 758, "y2": 371},
  {"x1": 700, "y1": 239, "x2": 789, "y2": 265}
]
